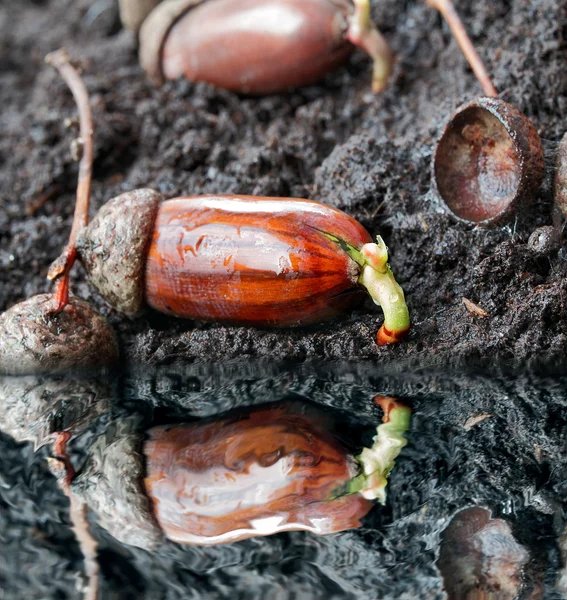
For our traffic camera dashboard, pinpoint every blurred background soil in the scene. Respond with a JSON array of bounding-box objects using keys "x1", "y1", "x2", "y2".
[{"x1": 2, "y1": 0, "x2": 567, "y2": 367}]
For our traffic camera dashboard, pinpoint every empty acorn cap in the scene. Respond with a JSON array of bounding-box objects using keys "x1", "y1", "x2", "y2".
[
  {"x1": 0, "y1": 295, "x2": 118, "y2": 375},
  {"x1": 77, "y1": 188, "x2": 163, "y2": 317},
  {"x1": 139, "y1": 0, "x2": 204, "y2": 86},
  {"x1": 431, "y1": 97, "x2": 544, "y2": 225}
]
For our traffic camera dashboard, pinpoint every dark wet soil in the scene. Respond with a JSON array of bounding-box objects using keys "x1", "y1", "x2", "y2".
[
  {"x1": 2, "y1": 1, "x2": 567, "y2": 599},
  {"x1": 2, "y1": 0, "x2": 567, "y2": 367}
]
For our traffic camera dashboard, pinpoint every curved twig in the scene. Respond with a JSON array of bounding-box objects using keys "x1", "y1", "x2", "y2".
[{"x1": 45, "y1": 49, "x2": 94, "y2": 311}]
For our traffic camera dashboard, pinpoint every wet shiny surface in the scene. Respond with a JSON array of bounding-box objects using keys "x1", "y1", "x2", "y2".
[
  {"x1": 144, "y1": 195, "x2": 372, "y2": 326},
  {"x1": 144, "y1": 403, "x2": 372, "y2": 545},
  {"x1": 2, "y1": 363, "x2": 566, "y2": 598},
  {"x1": 162, "y1": 0, "x2": 353, "y2": 94}
]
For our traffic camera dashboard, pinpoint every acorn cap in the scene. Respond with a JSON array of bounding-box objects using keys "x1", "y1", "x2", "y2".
[
  {"x1": 0, "y1": 295, "x2": 118, "y2": 376},
  {"x1": 71, "y1": 422, "x2": 163, "y2": 550},
  {"x1": 118, "y1": 0, "x2": 162, "y2": 32},
  {"x1": 431, "y1": 97, "x2": 544, "y2": 225},
  {"x1": 554, "y1": 131, "x2": 567, "y2": 219},
  {"x1": 139, "y1": 0, "x2": 205, "y2": 86},
  {"x1": 77, "y1": 188, "x2": 163, "y2": 317}
]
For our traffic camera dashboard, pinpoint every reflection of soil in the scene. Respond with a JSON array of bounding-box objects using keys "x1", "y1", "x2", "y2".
[{"x1": 437, "y1": 507, "x2": 529, "y2": 599}]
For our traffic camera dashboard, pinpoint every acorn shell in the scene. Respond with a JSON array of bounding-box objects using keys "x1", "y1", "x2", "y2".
[
  {"x1": 0, "y1": 294, "x2": 118, "y2": 375},
  {"x1": 144, "y1": 195, "x2": 372, "y2": 326},
  {"x1": 139, "y1": 0, "x2": 353, "y2": 93},
  {"x1": 143, "y1": 404, "x2": 372, "y2": 545},
  {"x1": 71, "y1": 424, "x2": 163, "y2": 551},
  {"x1": 431, "y1": 97, "x2": 544, "y2": 226},
  {"x1": 77, "y1": 188, "x2": 163, "y2": 317}
]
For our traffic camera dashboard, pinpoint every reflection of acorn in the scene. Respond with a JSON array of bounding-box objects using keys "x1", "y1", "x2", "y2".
[
  {"x1": 66, "y1": 398, "x2": 411, "y2": 550},
  {"x1": 70, "y1": 404, "x2": 372, "y2": 550},
  {"x1": 432, "y1": 98, "x2": 544, "y2": 225},
  {"x1": 0, "y1": 294, "x2": 119, "y2": 375},
  {"x1": 437, "y1": 507, "x2": 529, "y2": 599},
  {"x1": 143, "y1": 405, "x2": 372, "y2": 545}
]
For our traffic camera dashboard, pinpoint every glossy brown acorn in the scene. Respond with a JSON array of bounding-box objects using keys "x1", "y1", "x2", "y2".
[
  {"x1": 77, "y1": 191, "x2": 410, "y2": 343},
  {"x1": 139, "y1": 0, "x2": 393, "y2": 94},
  {"x1": 146, "y1": 195, "x2": 372, "y2": 326},
  {"x1": 143, "y1": 404, "x2": 373, "y2": 545}
]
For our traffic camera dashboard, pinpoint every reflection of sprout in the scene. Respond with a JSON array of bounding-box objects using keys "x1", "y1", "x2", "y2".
[{"x1": 343, "y1": 396, "x2": 411, "y2": 504}]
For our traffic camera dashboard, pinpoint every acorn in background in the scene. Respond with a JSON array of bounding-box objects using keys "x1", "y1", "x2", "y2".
[{"x1": 121, "y1": 0, "x2": 393, "y2": 94}]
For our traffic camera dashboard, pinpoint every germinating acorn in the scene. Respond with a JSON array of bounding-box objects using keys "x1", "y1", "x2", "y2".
[
  {"x1": 139, "y1": 0, "x2": 393, "y2": 94},
  {"x1": 76, "y1": 191, "x2": 410, "y2": 345}
]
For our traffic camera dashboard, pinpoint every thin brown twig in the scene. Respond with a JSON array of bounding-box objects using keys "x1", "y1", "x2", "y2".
[
  {"x1": 426, "y1": 0, "x2": 498, "y2": 97},
  {"x1": 44, "y1": 48, "x2": 94, "y2": 311}
]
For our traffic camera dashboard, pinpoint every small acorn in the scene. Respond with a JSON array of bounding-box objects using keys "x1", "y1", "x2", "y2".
[
  {"x1": 431, "y1": 98, "x2": 544, "y2": 225},
  {"x1": 139, "y1": 0, "x2": 393, "y2": 94},
  {"x1": 0, "y1": 294, "x2": 118, "y2": 376}
]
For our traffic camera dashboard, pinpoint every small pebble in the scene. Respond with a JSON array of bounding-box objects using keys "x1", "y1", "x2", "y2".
[{"x1": 527, "y1": 226, "x2": 559, "y2": 256}]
